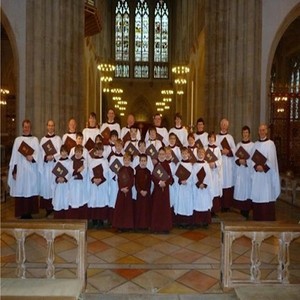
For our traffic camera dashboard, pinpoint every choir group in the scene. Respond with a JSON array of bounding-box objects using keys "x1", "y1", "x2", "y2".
[{"x1": 8, "y1": 109, "x2": 281, "y2": 233}]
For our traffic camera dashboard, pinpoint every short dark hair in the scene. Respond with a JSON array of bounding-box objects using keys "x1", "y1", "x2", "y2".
[{"x1": 242, "y1": 125, "x2": 250, "y2": 133}]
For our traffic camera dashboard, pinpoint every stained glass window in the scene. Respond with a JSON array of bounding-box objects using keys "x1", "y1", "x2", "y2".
[
  {"x1": 290, "y1": 58, "x2": 300, "y2": 120},
  {"x1": 115, "y1": 0, "x2": 130, "y2": 77},
  {"x1": 114, "y1": 0, "x2": 169, "y2": 79}
]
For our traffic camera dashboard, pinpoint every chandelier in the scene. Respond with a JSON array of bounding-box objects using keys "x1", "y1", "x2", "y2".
[
  {"x1": 172, "y1": 65, "x2": 189, "y2": 95},
  {"x1": 0, "y1": 88, "x2": 9, "y2": 105},
  {"x1": 98, "y1": 63, "x2": 115, "y2": 92}
]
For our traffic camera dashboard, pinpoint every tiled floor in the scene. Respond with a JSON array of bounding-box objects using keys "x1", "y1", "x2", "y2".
[{"x1": 1, "y1": 195, "x2": 300, "y2": 297}]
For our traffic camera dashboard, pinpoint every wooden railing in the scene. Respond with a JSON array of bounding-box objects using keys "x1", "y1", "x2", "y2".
[
  {"x1": 221, "y1": 221, "x2": 300, "y2": 290},
  {"x1": 1, "y1": 220, "x2": 87, "y2": 300}
]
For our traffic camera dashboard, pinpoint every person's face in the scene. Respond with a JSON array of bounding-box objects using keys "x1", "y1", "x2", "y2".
[
  {"x1": 188, "y1": 137, "x2": 195, "y2": 146},
  {"x1": 220, "y1": 120, "x2": 229, "y2": 132},
  {"x1": 76, "y1": 136, "x2": 83, "y2": 145},
  {"x1": 197, "y1": 122, "x2": 204, "y2": 132},
  {"x1": 115, "y1": 143, "x2": 123, "y2": 153},
  {"x1": 75, "y1": 150, "x2": 82, "y2": 159},
  {"x1": 181, "y1": 150, "x2": 189, "y2": 160},
  {"x1": 259, "y1": 125, "x2": 268, "y2": 139},
  {"x1": 158, "y1": 150, "x2": 166, "y2": 162},
  {"x1": 61, "y1": 150, "x2": 68, "y2": 158},
  {"x1": 68, "y1": 119, "x2": 76, "y2": 132},
  {"x1": 110, "y1": 135, "x2": 118, "y2": 143},
  {"x1": 94, "y1": 149, "x2": 101, "y2": 157},
  {"x1": 89, "y1": 115, "x2": 97, "y2": 127},
  {"x1": 22, "y1": 122, "x2": 31, "y2": 135},
  {"x1": 197, "y1": 149, "x2": 205, "y2": 160},
  {"x1": 175, "y1": 117, "x2": 182, "y2": 127},
  {"x1": 130, "y1": 128, "x2": 137, "y2": 139},
  {"x1": 47, "y1": 121, "x2": 55, "y2": 134},
  {"x1": 165, "y1": 149, "x2": 172, "y2": 160},
  {"x1": 95, "y1": 136, "x2": 102, "y2": 143},
  {"x1": 127, "y1": 115, "x2": 135, "y2": 126},
  {"x1": 153, "y1": 115, "x2": 162, "y2": 126},
  {"x1": 139, "y1": 143, "x2": 146, "y2": 153},
  {"x1": 208, "y1": 136, "x2": 215, "y2": 144},
  {"x1": 149, "y1": 130, "x2": 157, "y2": 140},
  {"x1": 139, "y1": 157, "x2": 147, "y2": 168},
  {"x1": 107, "y1": 110, "x2": 115, "y2": 121},
  {"x1": 169, "y1": 135, "x2": 176, "y2": 146},
  {"x1": 123, "y1": 156, "x2": 131, "y2": 166},
  {"x1": 242, "y1": 129, "x2": 250, "y2": 141}
]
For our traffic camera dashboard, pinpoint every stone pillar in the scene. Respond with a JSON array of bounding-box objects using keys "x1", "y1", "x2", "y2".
[
  {"x1": 26, "y1": 0, "x2": 85, "y2": 138},
  {"x1": 205, "y1": 0, "x2": 261, "y2": 139}
]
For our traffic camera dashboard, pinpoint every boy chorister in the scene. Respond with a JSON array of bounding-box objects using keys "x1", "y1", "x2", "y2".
[
  {"x1": 52, "y1": 145, "x2": 72, "y2": 219},
  {"x1": 112, "y1": 152, "x2": 135, "y2": 231},
  {"x1": 104, "y1": 130, "x2": 118, "y2": 160},
  {"x1": 192, "y1": 147, "x2": 214, "y2": 227},
  {"x1": 150, "y1": 147, "x2": 173, "y2": 233},
  {"x1": 132, "y1": 140, "x2": 154, "y2": 172},
  {"x1": 87, "y1": 142, "x2": 109, "y2": 228},
  {"x1": 68, "y1": 144, "x2": 88, "y2": 219},
  {"x1": 173, "y1": 147, "x2": 194, "y2": 227},
  {"x1": 69, "y1": 132, "x2": 89, "y2": 162},
  {"x1": 108, "y1": 138, "x2": 124, "y2": 223},
  {"x1": 206, "y1": 132, "x2": 223, "y2": 216},
  {"x1": 134, "y1": 154, "x2": 152, "y2": 230}
]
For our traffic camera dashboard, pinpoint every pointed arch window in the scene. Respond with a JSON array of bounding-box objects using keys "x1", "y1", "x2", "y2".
[
  {"x1": 289, "y1": 57, "x2": 300, "y2": 120},
  {"x1": 114, "y1": 0, "x2": 170, "y2": 79}
]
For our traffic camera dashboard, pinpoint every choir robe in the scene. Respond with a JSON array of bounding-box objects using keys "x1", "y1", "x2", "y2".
[
  {"x1": 132, "y1": 153, "x2": 154, "y2": 172},
  {"x1": 166, "y1": 159, "x2": 178, "y2": 208},
  {"x1": 100, "y1": 122, "x2": 121, "y2": 139},
  {"x1": 82, "y1": 126, "x2": 100, "y2": 146},
  {"x1": 68, "y1": 156, "x2": 88, "y2": 219},
  {"x1": 192, "y1": 160, "x2": 214, "y2": 225},
  {"x1": 233, "y1": 141, "x2": 255, "y2": 211},
  {"x1": 206, "y1": 144, "x2": 223, "y2": 213},
  {"x1": 108, "y1": 153, "x2": 124, "y2": 209},
  {"x1": 103, "y1": 144, "x2": 116, "y2": 160},
  {"x1": 62, "y1": 132, "x2": 76, "y2": 147},
  {"x1": 87, "y1": 156, "x2": 109, "y2": 221},
  {"x1": 112, "y1": 165, "x2": 135, "y2": 230},
  {"x1": 121, "y1": 126, "x2": 141, "y2": 141},
  {"x1": 216, "y1": 133, "x2": 236, "y2": 209},
  {"x1": 39, "y1": 134, "x2": 62, "y2": 209},
  {"x1": 150, "y1": 160, "x2": 174, "y2": 232},
  {"x1": 145, "y1": 126, "x2": 169, "y2": 146},
  {"x1": 146, "y1": 139, "x2": 163, "y2": 152},
  {"x1": 8, "y1": 134, "x2": 40, "y2": 217},
  {"x1": 52, "y1": 157, "x2": 72, "y2": 212},
  {"x1": 174, "y1": 160, "x2": 194, "y2": 218},
  {"x1": 169, "y1": 145, "x2": 182, "y2": 163},
  {"x1": 250, "y1": 139, "x2": 280, "y2": 221},
  {"x1": 169, "y1": 126, "x2": 188, "y2": 147},
  {"x1": 134, "y1": 166, "x2": 152, "y2": 229},
  {"x1": 194, "y1": 131, "x2": 209, "y2": 149}
]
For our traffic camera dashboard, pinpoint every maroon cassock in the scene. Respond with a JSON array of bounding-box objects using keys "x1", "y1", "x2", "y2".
[
  {"x1": 112, "y1": 166, "x2": 135, "y2": 230},
  {"x1": 150, "y1": 160, "x2": 173, "y2": 233},
  {"x1": 134, "y1": 166, "x2": 152, "y2": 230}
]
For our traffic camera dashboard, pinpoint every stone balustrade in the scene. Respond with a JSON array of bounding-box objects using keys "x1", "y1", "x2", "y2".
[
  {"x1": 221, "y1": 221, "x2": 300, "y2": 290},
  {"x1": 1, "y1": 219, "x2": 87, "y2": 300}
]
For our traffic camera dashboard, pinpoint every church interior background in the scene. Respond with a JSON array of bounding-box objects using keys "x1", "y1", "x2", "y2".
[{"x1": 1, "y1": 0, "x2": 300, "y2": 297}]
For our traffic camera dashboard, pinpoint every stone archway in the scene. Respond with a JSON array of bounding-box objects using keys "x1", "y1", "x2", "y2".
[{"x1": 1, "y1": 9, "x2": 19, "y2": 164}]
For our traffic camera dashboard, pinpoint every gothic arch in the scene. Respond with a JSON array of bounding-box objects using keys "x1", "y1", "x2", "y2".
[{"x1": 129, "y1": 96, "x2": 153, "y2": 123}]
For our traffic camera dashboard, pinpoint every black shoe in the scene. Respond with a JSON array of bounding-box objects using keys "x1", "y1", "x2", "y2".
[
  {"x1": 221, "y1": 207, "x2": 229, "y2": 212},
  {"x1": 241, "y1": 210, "x2": 249, "y2": 219},
  {"x1": 46, "y1": 209, "x2": 53, "y2": 217},
  {"x1": 21, "y1": 213, "x2": 33, "y2": 219}
]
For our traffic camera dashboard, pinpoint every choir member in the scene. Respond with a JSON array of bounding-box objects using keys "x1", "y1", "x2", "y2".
[
  {"x1": 194, "y1": 118, "x2": 209, "y2": 148},
  {"x1": 112, "y1": 152, "x2": 135, "y2": 231},
  {"x1": 145, "y1": 113, "x2": 169, "y2": 146},
  {"x1": 39, "y1": 119, "x2": 62, "y2": 216},
  {"x1": 62, "y1": 118, "x2": 77, "y2": 153},
  {"x1": 68, "y1": 145, "x2": 88, "y2": 219},
  {"x1": 103, "y1": 130, "x2": 118, "y2": 160},
  {"x1": 121, "y1": 113, "x2": 141, "y2": 143},
  {"x1": 82, "y1": 112, "x2": 100, "y2": 150},
  {"x1": 206, "y1": 132, "x2": 223, "y2": 216},
  {"x1": 69, "y1": 132, "x2": 89, "y2": 161},
  {"x1": 124, "y1": 126, "x2": 140, "y2": 159},
  {"x1": 250, "y1": 124, "x2": 280, "y2": 221},
  {"x1": 233, "y1": 126, "x2": 254, "y2": 219},
  {"x1": 167, "y1": 133, "x2": 182, "y2": 162},
  {"x1": 192, "y1": 148, "x2": 213, "y2": 227},
  {"x1": 8, "y1": 119, "x2": 40, "y2": 218},
  {"x1": 173, "y1": 147, "x2": 194, "y2": 227},
  {"x1": 87, "y1": 143, "x2": 109, "y2": 228},
  {"x1": 146, "y1": 126, "x2": 163, "y2": 166},
  {"x1": 132, "y1": 140, "x2": 154, "y2": 172},
  {"x1": 150, "y1": 147, "x2": 173, "y2": 233},
  {"x1": 52, "y1": 145, "x2": 72, "y2": 219},
  {"x1": 169, "y1": 113, "x2": 188, "y2": 147},
  {"x1": 100, "y1": 108, "x2": 121, "y2": 143},
  {"x1": 134, "y1": 154, "x2": 152, "y2": 230},
  {"x1": 216, "y1": 118, "x2": 236, "y2": 212}
]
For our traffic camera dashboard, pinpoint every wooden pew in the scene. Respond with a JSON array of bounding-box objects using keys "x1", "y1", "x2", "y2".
[{"x1": 1, "y1": 219, "x2": 87, "y2": 300}]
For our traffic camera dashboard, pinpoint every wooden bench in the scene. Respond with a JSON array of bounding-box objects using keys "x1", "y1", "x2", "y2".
[
  {"x1": 221, "y1": 221, "x2": 300, "y2": 291},
  {"x1": 1, "y1": 220, "x2": 87, "y2": 300}
]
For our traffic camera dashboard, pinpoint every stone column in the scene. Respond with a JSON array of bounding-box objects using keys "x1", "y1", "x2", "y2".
[{"x1": 26, "y1": 0, "x2": 85, "y2": 138}]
